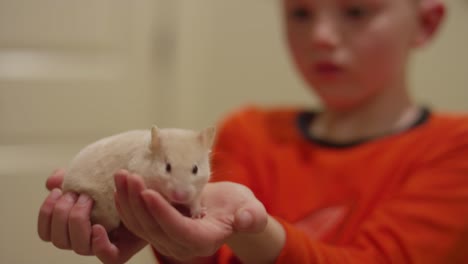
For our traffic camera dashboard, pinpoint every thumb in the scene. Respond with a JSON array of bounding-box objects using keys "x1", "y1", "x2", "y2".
[{"x1": 234, "y1": 203, "x2": 268, "y2": 233}]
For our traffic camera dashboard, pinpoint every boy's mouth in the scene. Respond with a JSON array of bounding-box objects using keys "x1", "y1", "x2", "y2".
[{"x1": 314, "y1": 61, "x2": 343, "y2": 77}]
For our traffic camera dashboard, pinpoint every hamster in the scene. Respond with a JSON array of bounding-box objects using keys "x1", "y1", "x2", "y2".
[{"x1": 62, "y1": 125, "x2": 216, "y2": 232}]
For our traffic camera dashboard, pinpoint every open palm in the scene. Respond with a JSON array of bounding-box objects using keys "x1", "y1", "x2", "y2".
[{"x1": 114, "y1": 171, "x2": 268, "y2": 261}]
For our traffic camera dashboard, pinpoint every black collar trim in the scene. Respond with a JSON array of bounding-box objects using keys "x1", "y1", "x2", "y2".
[{"x1": 296, "y1": 107, "x2": 431, "y2": 149}]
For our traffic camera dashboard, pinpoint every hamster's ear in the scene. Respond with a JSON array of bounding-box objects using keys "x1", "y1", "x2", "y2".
[
  {"x1": 198, "y1": 126, "x2": 216, "y2": 149},
  {"x1": 150, "y1": 125, "x2": 161, "y2": 152}
]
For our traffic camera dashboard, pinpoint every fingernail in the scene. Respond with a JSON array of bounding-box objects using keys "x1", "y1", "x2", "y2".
[
  {"x1": 77, "y1": 194, "x2": 90, "y2": 204},
  {"x1": 140, "y1": 191, "x2": 149, "y2": 201},
  {"x1": 91, "y1": 225, "x2": 102, "y2": 240},
  {"x1": 65, "y1": 192, "x2": 77, "y2": 202},
  {"x1": 50, "y1": 188, "x2": 62, "y2": 200},
  {"x1": 140, "y1": 190, "x2": 155, "y2": 205},
  {"x1": 114, "y1": 172, "x2": 126, "y2": 189},
  {"x1": 52, "y1": 168, "x2": 65, "y2": 175},
  {"x1": 236, "y1": 210, "x2": 253, "y2": 229}
]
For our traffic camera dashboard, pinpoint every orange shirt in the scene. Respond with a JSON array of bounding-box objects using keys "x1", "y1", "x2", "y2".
[{"x1": 210, "y1": 106, "x2": 468, "y2": 264}]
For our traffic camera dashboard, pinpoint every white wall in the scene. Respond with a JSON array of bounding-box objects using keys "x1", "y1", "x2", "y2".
[
  {"x1": 0, "y1": 0, "x2": 158, "y2": 263},
  {"x1": 411, "y1": 0, "x2": 468, "y2": 110},
  {"x1": 170, "y1": 0, "x2": 468, "y2": 129}
]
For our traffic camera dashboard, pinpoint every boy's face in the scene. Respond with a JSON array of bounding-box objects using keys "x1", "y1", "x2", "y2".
[{"x1": 282, "y1": 0, "x2": 439, "y2": 110}]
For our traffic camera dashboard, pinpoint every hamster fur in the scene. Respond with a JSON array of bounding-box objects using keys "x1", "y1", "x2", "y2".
[{"x1": 62, "y1": 125, "x2": 215, "y2": 232}]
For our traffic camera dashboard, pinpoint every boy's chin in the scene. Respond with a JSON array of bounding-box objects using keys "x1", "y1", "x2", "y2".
[
  {"x1": 320, "y1": 97, "x2": 370, "y2": 112},
  {"x1": 315, "y1": 87, "x2": 382, "y2": 112}
]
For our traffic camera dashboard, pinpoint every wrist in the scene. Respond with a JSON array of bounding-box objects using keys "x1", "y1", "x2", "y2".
[
  {"x1": 152, "y1": 245, "x2": 215, "y2": 264},
  {"x1": 157, "y1": 254, "x2": 214, "y2": 264}
]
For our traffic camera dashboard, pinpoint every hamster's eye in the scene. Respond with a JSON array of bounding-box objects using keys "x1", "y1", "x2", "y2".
[
  {"x1": 192, "y1": 165, "x2": 198, "y2": 175},
  {"x1": 166, "y1": 163, "x2": 171, "y2": 173}
]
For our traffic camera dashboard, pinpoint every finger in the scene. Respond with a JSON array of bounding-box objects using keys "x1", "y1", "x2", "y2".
[
  {"x1": 114, "y1": 192, "x2": 128, "y2": 225},
  {"x1": 123, "y1": 182, "x2": 175, "y2": 252},
  {"x1": 140, "y1": 190, "x2": 197, "y2": 242},
  {"x1": 114, "y1": 171, "x2": 130, "y2": 217},
  {"x1": 126, "y1": 173, "x2": 152, "y2": 233},
  {"x1": 114, "y1": 191, "x2": 143, "y2": 237},
  {"x1": 142, "y1": 190, "x2": 222, "y2": 257},
  {"x1": 130, "y1": 198, "x2": 166, "y2": 239},
  {"x1": 93, "y1": 224, "x2": 149, "y2": 264},
  {"x1": 68, "y1": 194, "x2": 94, "y2": 255},
  {"x1": 114, "y1": 171, "x2": 144, "y2": 234},
  {"x1": 51, "y1": 192, "x2": 77, "y2": 249},
  {"x1": 46, "y1": 169, "x2": 65, "y2": 191},
  {"x1": 38, "y1": 188, "x2": 63, "y2": 241},
  {"x1": 110, "y1": 225, "x2": 148, "y2": 259},
  {"x1": 92, "y1": 224, "x2": 120, "y2": 264}
]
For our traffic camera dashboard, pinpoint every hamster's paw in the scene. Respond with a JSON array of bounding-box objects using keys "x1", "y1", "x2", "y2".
[{"x1": 190, "y1": 206, "x2": 207, "y2": 219}]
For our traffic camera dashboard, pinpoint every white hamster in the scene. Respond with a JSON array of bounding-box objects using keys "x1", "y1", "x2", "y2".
[{"x1": 62, "y1": 125, "x2": 215, "y2": 231}]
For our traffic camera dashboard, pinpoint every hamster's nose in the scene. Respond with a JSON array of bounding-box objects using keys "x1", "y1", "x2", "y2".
[{"x1": 170, "y1": 189, "x2": 190, "y2": 203}]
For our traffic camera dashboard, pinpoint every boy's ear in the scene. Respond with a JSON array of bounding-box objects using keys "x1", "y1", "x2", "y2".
[{"x1": 413, "y1": 0, "x2": 446, "y2": 47}]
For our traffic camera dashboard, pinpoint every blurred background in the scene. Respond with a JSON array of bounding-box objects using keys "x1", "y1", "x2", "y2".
[{"x1": 0, "y1": 0, "x2": 467, "y2": 263}]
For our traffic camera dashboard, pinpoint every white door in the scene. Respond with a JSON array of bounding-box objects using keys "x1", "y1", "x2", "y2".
[{"x1": 0, "y1": 0, "x2": 172, "y2": 263}]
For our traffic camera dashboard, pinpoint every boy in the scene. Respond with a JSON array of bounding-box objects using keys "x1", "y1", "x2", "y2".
[{"x1": 38, "y1": 0, "x2": 468, "y2": 263}]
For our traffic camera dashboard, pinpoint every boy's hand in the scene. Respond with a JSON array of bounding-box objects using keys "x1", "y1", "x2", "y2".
[
  {"x1": 114, "y1": 171, "x2": 268, "y2": 261},
  {"x1": 37, "y1": 169, "x2": 147, "y2": 264}
]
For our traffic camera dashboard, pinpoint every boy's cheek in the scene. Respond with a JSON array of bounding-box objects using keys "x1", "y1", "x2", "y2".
[{"x1": 352, "y1": 34, "x2": 404, "y2": 70}]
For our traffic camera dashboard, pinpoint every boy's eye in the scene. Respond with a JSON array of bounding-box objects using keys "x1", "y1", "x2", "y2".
[
  {"x1": 192, "y1": 165, "x2": 198, "y2": 175},
  {"x1": 290, "y1": 7, "x2": 312, "y2": 21},
  {"x1": 166, "y1": 163, "x2": 171, "y2": 173},
  {"x1": 345, "y1": 5, "x2": 368, "y2": 19}
]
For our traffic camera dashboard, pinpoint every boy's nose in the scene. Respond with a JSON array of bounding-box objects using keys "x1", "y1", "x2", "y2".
[{"x1": 309, "y1": 16, "x2": 339, "y2": 50}]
